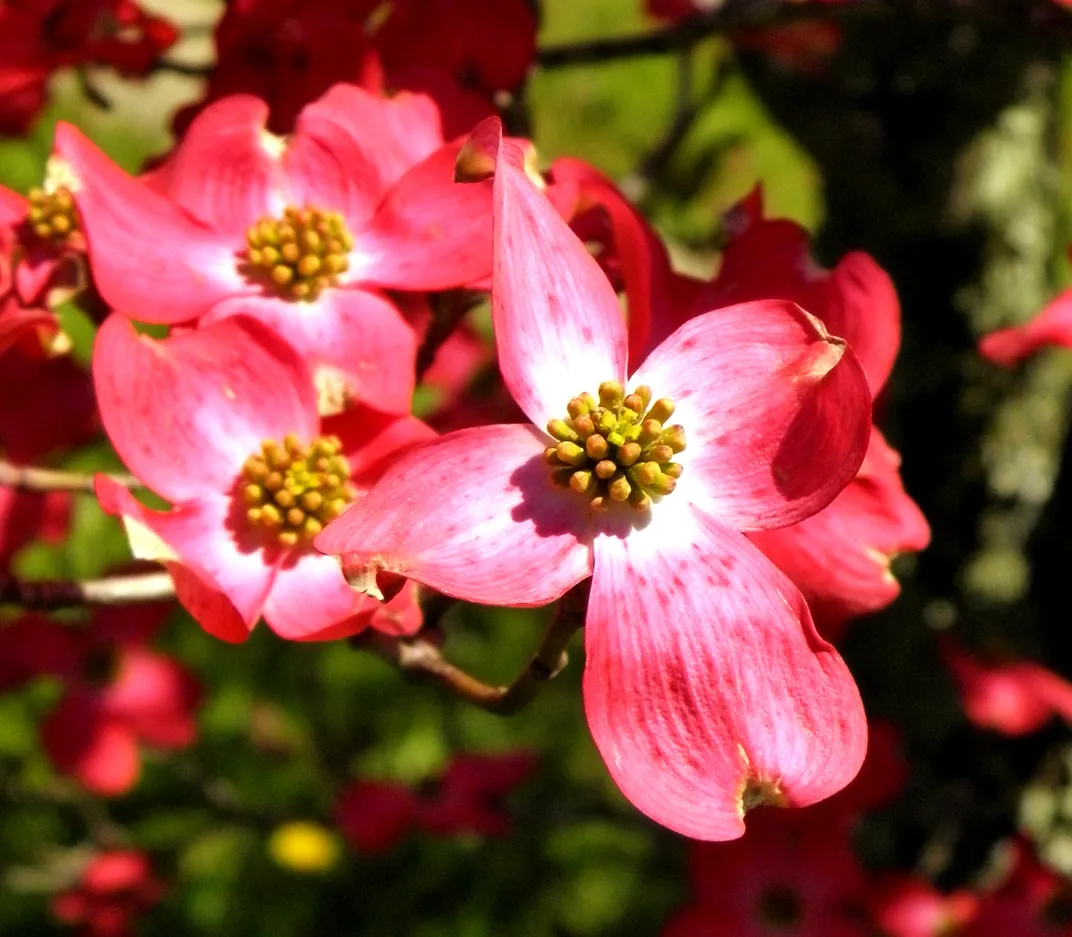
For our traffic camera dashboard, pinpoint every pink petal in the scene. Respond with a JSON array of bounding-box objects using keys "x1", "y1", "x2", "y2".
[
  {"x1": 583, "y1": 501, "x2": 867, "y2": 840},
  {"x1": 155, "y1": 95, "x2": 284, "y2": 236},
  {"x1": 262, "y1": 550, "x2": 379, "y2": 641},
  {"x1": 979, "y1": 288, "x2": 1072, "y2": 366},
  {"x1": 95, "y1": 478, "x2": 278, "y2": 644},
  {"x1": 94, "y1": 314, "x2": 318, "y2": 503},
  {"x1": 457, "y1": 118, "x2": 628, "y2": 428},
  {"x1": 203, "y1": 289, "x2": 417, "y2": 416},
  {"x1": 315, "y1": 423, "x2": 593, "y2": 606},
  {"x1": 41, "y1": 689, "x2": 141, "y2": 796},
  {"x1": 748, "y1": 427, "x2": 930, "y2": 628},
  {"x1": 286, "y1": 84, "x2": 444, "y2": 231},
  {"x1": 632, "y1": 299, "x2": 872, "y2": 531},
  {"x1": 54, "y1": 122, "x2": 246, "y2": 324},
  {"x1": 0, "y1": 183, "x2": 26, "y2": 225},
  {"x1": 324, "y1": 405, "x2": 437, "y2": 486},
  {"x1": 353, "y1": 143, "x2": 494, "y2": 292}
]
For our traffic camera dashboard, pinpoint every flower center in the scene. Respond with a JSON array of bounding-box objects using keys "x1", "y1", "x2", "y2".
[
  {"x1": 545, "y1": 381, "x2": 686, "y2": 512},
  {"x1": 240, "y1": 434, "x2": 357, "y2": 547},
  {"x1": 244, "y1": 206, "x2": 353, "y2": 302},
  {"x1": 26, "y1": 186, "x2": 79, "y2": 244}
]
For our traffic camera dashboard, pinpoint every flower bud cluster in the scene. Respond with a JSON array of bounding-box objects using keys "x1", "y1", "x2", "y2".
[
  {"x1": 245, "y1": 206, "x2": 353, "y2": 302},
  {"x1": 546, "y1": 381, "x2": 685, "y2": 512},
  {"x1": 241, "y1": 434, "x2": 357, "y2": 547},
  {"x1": 26, "y1": 186, "x2": 79, "y2": 244}
]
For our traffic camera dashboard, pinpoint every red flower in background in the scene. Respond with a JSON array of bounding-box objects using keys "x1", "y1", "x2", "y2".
[
  {"x1": 52, "y1": 849, "x2": 163, "y2": 937},
  {"x1": 941, "y1": 639, "x2": 1072, "y2": 737},
  {"x1": 868, "y1": 875, "x2": 979, "y2": 937},
  {"x1": 0, "y1": 1, "x2": 177, "y2": 136},
  {"x1": 59, "y1": 85, "x2": 494, "y2": 414},
  {"x1": 179, "y1": 0, "x2": 535, "y2": 138},
  {"x1": 93, "y1": 314, "x2": 431, "y2": 643},
  {"x1": 1, "y1": 603, "x2": 200, "y2": 796},
  {"x1": 335, "y1": 751, "x2": 537, "y2": 854},
  {"x1": 318, "y1": 118, "x2": 873, "y2": 841}
]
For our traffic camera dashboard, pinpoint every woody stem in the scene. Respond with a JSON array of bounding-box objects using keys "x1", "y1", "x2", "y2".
[
  {"x1": 0, "y1": 460, "x2": 141, "y2": 494},
  {"x1": 0, "y1": 571, "x2": 175, "y2": 610}
]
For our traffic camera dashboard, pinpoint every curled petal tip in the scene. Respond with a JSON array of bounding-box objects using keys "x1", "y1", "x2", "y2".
[{"x1": 455, "y1": 117, "x2": 503, "y2": 183}]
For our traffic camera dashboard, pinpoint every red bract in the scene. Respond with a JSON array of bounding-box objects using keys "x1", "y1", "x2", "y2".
[
  {"x1": 93, "y1": 313, "x2": 432, "y2": 643},
  {"x1": 650, "y1": 188, "x2": 927, "y2": 630},
  {"x1": 0, "y1": 616, "x2": 82, "y2": 690},
  {"x1": 662, "y1": 804, "x2": 871, "y2": 937},
  {"x1": 941, "y1": 639, "x2": 1072, "y2": 736},
  {"x1": 58, "y1": 85, "x2": 494, "y2": 414},
  {"x1": 317, "y1": 118, "x2": 873, "y2": 840},
  {"x1": 52, "y1": 849, "x2": 163, "y2": 937},
  {"x1": 980, "y1": 254, "x2": 1072, "y2": 365}
]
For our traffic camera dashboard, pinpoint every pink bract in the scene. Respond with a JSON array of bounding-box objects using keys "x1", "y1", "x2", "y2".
[
  {"x1": 317, "y1": 118, "x2": 874, "y2": 840},
  {"x1": 93, "y1": 312, "x2": 433, "y2": 643},
  {"x1": 57, "y1": 85, "x2": 495, "y2": 414}
]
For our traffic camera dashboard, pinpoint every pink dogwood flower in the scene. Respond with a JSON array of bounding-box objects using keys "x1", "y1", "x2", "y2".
[
  {"x1": 93, "y1": 313, "x2": 432, "y2": 643},
  {"x1": 316, "y1": 118, "x2": 874, "y2": 840},
  {"x1": 56, "y1": 84, "x2": 494, "y2": 414}
]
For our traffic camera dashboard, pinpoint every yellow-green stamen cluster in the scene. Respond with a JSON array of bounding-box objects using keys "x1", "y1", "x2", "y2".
[
  {"x1": 546, "y1": 381, "x2": 686, "y2": 512},
  {"x1": 26, "y1": 186, "x2": 79, "y2": 243},
  {"x1": 241, "y1": 434, "x2": 356, "y2": 547},
  {"x1": 244, "y1": 206, "x2": 353, "y2": 302}
]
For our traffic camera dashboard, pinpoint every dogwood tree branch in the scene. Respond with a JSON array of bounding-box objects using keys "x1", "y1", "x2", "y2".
[
  {"x1": 0, "y1": 461, "x2": 140, "y2": 494},
  {"x1": 350, "y1": 585, "x2": 588, "y2": 715},
  {"x1": 0, "y1": 571, "x2": 175, "y2": 610}
]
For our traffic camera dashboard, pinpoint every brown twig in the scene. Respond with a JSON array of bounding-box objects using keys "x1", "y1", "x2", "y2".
[
  {"x1": 0, "y1": 571, "x2": 175, "y2": 610},
  {"x1": 350, "y1": 584, "x2": 588, "y2": 715},
  {"x1": 414, "y1": 291, "x2": 482, "y2": 383},
  {"x1": 0, "y1": 461, "x2": 140, "y2": 494}
]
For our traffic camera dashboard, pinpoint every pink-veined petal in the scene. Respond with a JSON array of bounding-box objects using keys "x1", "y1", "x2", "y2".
[
  {"x1": 95, "y1": 477, "x2": 278, "y2": 644},
  {"x1": 353, "y1": 143, "x2": 494, "y2": 292},
  {"x1": 315, "y1": 423, "x2": 593, "y2": 606},
  {"x1": 286, "y1": 84, "x2": 444, "y2": 231},
  {"x1": 54, "y1": 122, "x2": 247, "y2": 324},
  {"x1": 158, "y1": 95, "x2": 284, "y2": 236},
  {"x1": 979, "y1": 288, "x2": 1072, "y2": 366},
  {"x1": 583, "y1": 501, "x2": 867, "y2": 841},
  {"x1": 94, "y1": 314, "x2": 318, "y2": 503},
  {"x1": 262, "y1": 549, "x2": 379, "y2": 641},
  {"x1": 456, "y1": 118, "x2": 627, "y2": 428},
  {"x1": 203, "y1": 288, "x2": 417, "y2": 416},
  {"x1": 632, "y1": 299, "x2": 872, "y2": 531},
  {"x1": 748, "y1": 427, "x2": 930, "y2": 628}
]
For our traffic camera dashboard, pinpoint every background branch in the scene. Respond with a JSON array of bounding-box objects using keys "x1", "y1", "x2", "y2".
[
  {"x1": 0, "y1": 571, "x2": 175, "y2": 610},
  {"x1": 0, "y1": 461, "x2": 140, "y2": 494}
]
